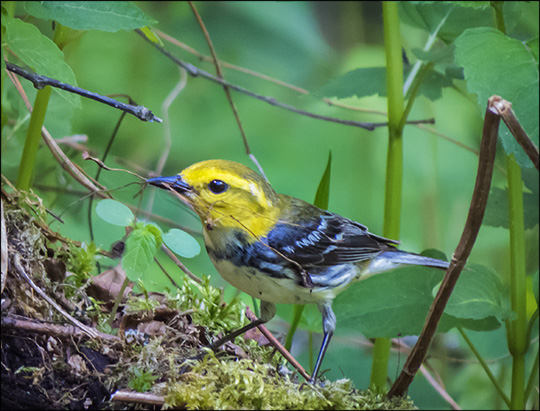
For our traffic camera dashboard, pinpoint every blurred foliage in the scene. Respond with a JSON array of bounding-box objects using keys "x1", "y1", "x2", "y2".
[{"x1": 1, "y1": 2, "x2": 538, "y2": 409}]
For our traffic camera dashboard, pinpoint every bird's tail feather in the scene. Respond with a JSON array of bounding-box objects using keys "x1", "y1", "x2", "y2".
[{"x1": 379, "y1": 250, "x2": 450, "y2": 269}]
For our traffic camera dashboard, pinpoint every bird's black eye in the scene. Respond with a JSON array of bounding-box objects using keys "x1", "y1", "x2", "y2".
[{"x1": 208, "y1": 179, "x2": 228, "y2": 194}]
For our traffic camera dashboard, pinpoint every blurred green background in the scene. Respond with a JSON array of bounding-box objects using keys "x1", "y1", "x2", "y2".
[{"x1": 2, "y1": 2, "x2": 538, "y2": 409}]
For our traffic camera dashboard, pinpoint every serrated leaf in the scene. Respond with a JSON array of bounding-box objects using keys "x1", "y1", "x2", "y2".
[
  {"x1": 122, "y1": 225, "x2": 159, "y2": 281},
  {"x1": 4, "y1": 16, "x2": 80, "y2": 107},
  {"x1": 163, "y1": 229, "x2": 201, "y2": 258},
  {"x1": 24, "y1": 1, "x2": 157, "y2": 32},
  {"x1": 313, "y1": 151, "x2": 331, "y2": 210},
  {"x1": 399, "y1": 2, "x2": 494, "y2": 43},
  {"x1": 455, "y1": 27, "x2": 539, "y2": 167},
  {"x1": 95, "y1": 199, "x2": 134, "y2": 226},
  {"x1": 312, "y1": 67, "x2": 387, "y2": 99}
]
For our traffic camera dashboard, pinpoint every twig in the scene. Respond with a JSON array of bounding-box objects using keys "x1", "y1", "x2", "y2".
[
  {"x1": 6, "y1": 70, "x2": 111, "y2": 198},
  {"x1": 160, "y1": 244, "x2": 203, "y2": 284},
  {"x1": 154, "y1": 28, "x2": 435, "y2": 124},
  {"x1": 2, "y1": 314, "x2": 120, "y2": 342},
  {"x1": 493, "y1": 100, "x2": 539, "y2": 171},
  {"x1": 5, "y1": 62, "x2": 163, "y2": 123},
  {"x1": 13, "y1": 254, "x2": 99, "y2": 339},
  {"x1": 136, "y1": 29, "x2": 385, "y2": 131},
  {"x1": 111, "y1": 390, "x2": 165, "y2": 406},
  {"x1": 245, "y1": 306, "x2": 311, "y2": 381},
  {"x1": 188, "y1": 2, "x2": 253, "y2": 158},
  {"x1": 387, "y1": 95, "x2": 500, "y2": 398}
]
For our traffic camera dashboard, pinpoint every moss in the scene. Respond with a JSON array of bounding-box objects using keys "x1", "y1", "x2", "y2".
[{"x1": 163, "y1": 352, "x2": 414, "y2": 410}]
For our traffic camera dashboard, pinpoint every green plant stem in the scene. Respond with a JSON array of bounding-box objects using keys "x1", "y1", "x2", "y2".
[
  {"x1": 458, "y1": 327, "x2": 511, "y2": 408},
  {"x1": 15, "y1": 22, "x2": 72, "y2": 192},
  {"x1": 16, "y1": 87, "x2": 52, "y2": 190},
  {"x1": 285, "y1": 304, "x2": 305, "y2": 351},
  {"x1": 107, "y1": 277, "x2": 130, "y2": 330},
  {"x1": 371, "y1": 2, "x2": 404, "y2": 393},
  {"x1": 308, "y1": 330, "x2": 314, "y2": 374},
  {"x1": 506, "y1": 154, "x2": 527, "y2": 410},
  {"x1": 524, "y1": 344, "x2": 539, "y2": 403}
]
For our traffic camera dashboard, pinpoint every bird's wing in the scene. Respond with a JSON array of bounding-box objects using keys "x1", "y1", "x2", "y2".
[{"x1": 266, "y1": 201, "x2": 398, "y2": 267}]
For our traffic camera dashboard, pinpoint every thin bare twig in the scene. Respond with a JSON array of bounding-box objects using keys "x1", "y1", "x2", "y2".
[
  {"x1": 494, "y1": 100, "x2": 539, "y2": 171},
  {"x1": 13, "y1": 254, "x2": 99, "y2": 339},
  {"x1": 387, "y1": 95, "x2": 500, "y2": 398},
  {"x1": 136, "y1": 29, "x2": 386, "y2": 131},
  {"x1": 5, "y1": 62, "x2": 162, "y2": 123},
  {"x1": 245, "y1": 306, "x2": 311, "y2": 381}
]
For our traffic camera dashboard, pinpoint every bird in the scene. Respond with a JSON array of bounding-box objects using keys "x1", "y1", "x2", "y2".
[{"x1": 147, "y1": 159, "x2": 449, "y2": 382}]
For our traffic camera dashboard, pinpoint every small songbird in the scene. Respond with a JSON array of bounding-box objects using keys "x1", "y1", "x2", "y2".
[{"x1": 147, "y1": 159, "x2": 449, "y2": 382}]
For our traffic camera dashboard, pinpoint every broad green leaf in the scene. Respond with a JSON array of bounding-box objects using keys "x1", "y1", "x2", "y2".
[
  {"x1": 438, "y1": 264, "x2": 509, "y2": 321},
  {"x1": 313, "y1": 150, "x2": 332, "y2": 210},
  {"x1": 95, "y1": 199, "x2": 134, "y2": 227},
  {"x1": 4, "y1": 16, "x2": 80, "y2": 107},
  {"x1": 163, "y1": 228, "x2": 201, "y2": 258},
  {"x1": 333, "y1": 264, "x2": 501, "y2": 338},
  {"x1": 24, "y1": 1, "x2": 157, "y2": 32},
  {"x1": 455, "y1": 27, "x2": 539, "y2": 167},
  {"x1": 122, "y1": 223, "x2": 160, "y2": 281},
  {"x1": 399, "y1": 2, "x2": 494, "y2": 43},
  {"x1": 334, "y1": 267, "x2": 443, "y2": 338}
]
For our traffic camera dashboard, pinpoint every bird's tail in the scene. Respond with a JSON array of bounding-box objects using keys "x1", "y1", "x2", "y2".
[
  {"x1": 360, "y1": 250, "x2": 449, "y2": 278},
  {"x1": 379, "y1": 250, "x2": 450, "y2": 269}
]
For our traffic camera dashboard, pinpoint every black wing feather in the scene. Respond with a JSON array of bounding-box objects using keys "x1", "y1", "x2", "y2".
[{"x1": 265, "y1": 197, "x2": 398, "y2": 268}]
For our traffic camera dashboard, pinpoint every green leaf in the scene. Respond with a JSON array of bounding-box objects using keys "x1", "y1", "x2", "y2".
[
  {"x1": 24, "y1": 1, "x2": 157, "y2": 32},
  {"x1": 333, "y1": 265, "x2": 502, "y2": 338},
  {"x1": 122, "y1": 223, "x2": 161, "y2": 281},
  {"x1": 439, "y1": 264, "x2": 509, "y2": 321},
  {"x1": 455, "y1": 27, "x2": 539, "y2": 167},
  {"x1": 313, "y1": 150, "x2": 332, "y2": 210},
  {"x1": 4, "y1": 16, "x2": 80, "y2": 107},
  {"x1": 417, "y1": 69, "x2": 454, "y2": 101},
  {"x1": 411, "y1": 44, "x2": 455, "y2": 63},
  {"x1": 163, "y1": 228, "x2": 201, "y2": 258},
  {"x1": 312, "y1": 67, "x2": 387, "y2": 99},
  {"x1": 95, "y1": 199, "x2": 134, "y2": 227},
  {"x1": 399, "y1": 2, "x2": 494, "y2": 43},
  {"x1": 527, "y1": 36, "x2": 539, "y2": 67}
]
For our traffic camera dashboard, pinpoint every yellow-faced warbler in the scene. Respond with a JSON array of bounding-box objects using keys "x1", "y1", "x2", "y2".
[{"x1": 147, "y1": 159, "x2": 449, "y2": 382}]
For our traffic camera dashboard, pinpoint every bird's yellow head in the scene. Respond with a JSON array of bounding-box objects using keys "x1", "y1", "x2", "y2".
[{"x1": 148, "y1": 160, "x2": 281, "y2": 238}]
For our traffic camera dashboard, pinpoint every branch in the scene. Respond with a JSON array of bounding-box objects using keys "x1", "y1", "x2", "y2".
[
  {"x1": 136, "y1": 29, "x2": 385, "y2": 131},
  {"x1": 387, "y1": 95, "x2": 500, "y2": 398},
  {"x1": 495, "y1": 100, "x2": 539, "y2": 171},
  {"x1": 5, "y1": 62, "x2": 163, "y2": 123}
]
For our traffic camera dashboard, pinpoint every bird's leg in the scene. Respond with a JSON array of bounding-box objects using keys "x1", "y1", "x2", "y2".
[
  {"x1": 310, "y1": 301, "x2": 337, "y2": 383},
  {"x1": 310, "y1": 331, "x2": 333, "y2": 383}
]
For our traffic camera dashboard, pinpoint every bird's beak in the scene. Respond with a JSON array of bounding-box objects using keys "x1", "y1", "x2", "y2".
[{"x1": 146, "y1": 175, "x2": 192, "y2": 194}]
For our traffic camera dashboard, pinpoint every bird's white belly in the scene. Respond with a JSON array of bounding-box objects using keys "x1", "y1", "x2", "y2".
[{"x1": 210, "y1": 258, "x2": 340, "y2": 305}]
